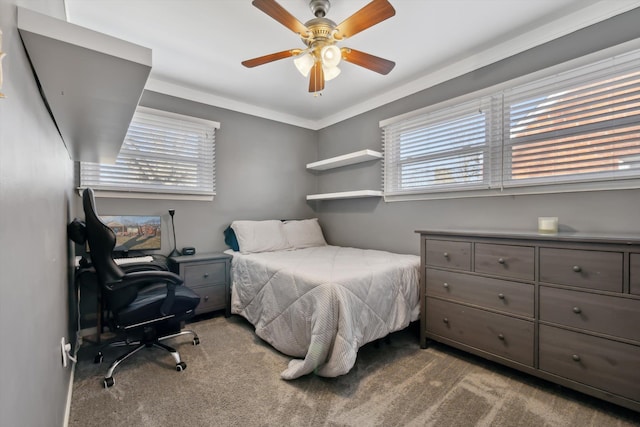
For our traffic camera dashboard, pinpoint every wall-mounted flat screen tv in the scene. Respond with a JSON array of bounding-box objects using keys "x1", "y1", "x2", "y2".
[{"x1": 101, "y1": 215, "x2": 162, "y2": 252}]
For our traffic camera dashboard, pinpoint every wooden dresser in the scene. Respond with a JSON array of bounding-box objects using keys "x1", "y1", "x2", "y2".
[{"x1": 417, "y1": 230, "x2": 640, "y2": 412}]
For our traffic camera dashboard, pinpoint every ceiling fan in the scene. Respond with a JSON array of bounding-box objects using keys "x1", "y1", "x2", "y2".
[{"x1": 242, "y1": 0, "x2": 396, "y2": 94}]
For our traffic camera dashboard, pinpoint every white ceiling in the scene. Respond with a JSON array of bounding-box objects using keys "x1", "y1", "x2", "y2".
[{"x1": 64, "y1": 0, "x2": 640, "y2": 129}]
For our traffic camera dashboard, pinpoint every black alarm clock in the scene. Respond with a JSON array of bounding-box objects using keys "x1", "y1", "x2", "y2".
[{"x1": 182, "y1": 247, "x2": 196, "y2": 255}]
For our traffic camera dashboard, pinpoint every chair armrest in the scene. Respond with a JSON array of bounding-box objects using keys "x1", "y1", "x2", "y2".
[{"x1": 106, "y1": 271, "x2": 184, "y2": 316}]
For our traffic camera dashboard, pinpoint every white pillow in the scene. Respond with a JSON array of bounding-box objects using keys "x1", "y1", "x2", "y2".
[
  {"x1": 230, "y1": 220, "x2": 291, "y2": 254},
  {"x1": 283, "y1": 218, "x2": 327, "y2": 249}
]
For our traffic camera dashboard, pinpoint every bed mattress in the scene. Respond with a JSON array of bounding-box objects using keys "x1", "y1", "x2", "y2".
[{"x1": 227, "y1": 245, "x2": 420, "y2": 379}]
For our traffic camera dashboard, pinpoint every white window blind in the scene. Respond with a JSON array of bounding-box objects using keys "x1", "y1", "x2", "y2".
[
  {"x1": 382, "y1": 46, "x2": 640, "y2": 200},
  {"x1": 501, "y1": 49, "x2": 640, "y2": 188},
  {"x1": 81, "y1": 107, "x2": 219, "y2": 199},
  {"x1": 383, "y1": 97, "x2": 494, "y2": 197}
]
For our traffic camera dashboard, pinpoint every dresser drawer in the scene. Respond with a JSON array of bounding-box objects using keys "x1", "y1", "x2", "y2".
[
  {"x1": 539, "y1": 325, "x2": 640, "y2": 401},
  {"x1": 539, "y1": 248, "x2": 623, "y2": 292},
  {"x1": 425, "y1": 240, "x2": 471, "y2": 271},
  {"x1": 631, "y1": 253, "x2": 640, "y2": 296},
  {"x1": 190, "y1": 283, "x2": 226, "y2": 314},
  {"x1": 183, "y1": 261, "x2": 226, "y2": 287},
  {"x1": 474, "y1": 243, "x2": 534, "y2": 281},
  {"x1": 426, "y1": 298, "x2": 534, "y2": 366},
  {"x1": 539, "y1": 286, "x2": 640, "y2": 342},
  {"x1": 426, "y1": 269, "x2": 534, "y2": 317}
]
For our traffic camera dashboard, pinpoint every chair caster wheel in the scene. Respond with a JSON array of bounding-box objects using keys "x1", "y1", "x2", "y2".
[
  {"x1": 176, "y1": 361, "x2": 187, "y2": 372},
  {"x1": 192, "y1": 337, "x2": 200, "y2": 345},
  {"x1": 103, "y1": 377, "x2": 114, "y2": 388},
  {"x1": 94, "y1": 352, "x2": 104, "y2": 364}
]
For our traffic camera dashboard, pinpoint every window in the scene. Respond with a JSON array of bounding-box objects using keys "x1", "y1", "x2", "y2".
[
  {"x1": 382, "y1": 47, "x2": 640, "y2": 200},
  {"x1": 383, "y1": 97, "x2": 494, "y2": 195},
  {"x1": 80, "y1": 107, "x2": 219, "y2": 200}
]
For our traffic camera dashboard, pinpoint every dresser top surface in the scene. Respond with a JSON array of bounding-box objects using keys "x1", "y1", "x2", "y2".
[{"x1": 415, "y1": 229, "x2": 640, "y2": 245}]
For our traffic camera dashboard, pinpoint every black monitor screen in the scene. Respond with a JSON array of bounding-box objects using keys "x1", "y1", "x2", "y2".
[{"x1": 101, "y1": 215, "x2": 162, "y2": 252}]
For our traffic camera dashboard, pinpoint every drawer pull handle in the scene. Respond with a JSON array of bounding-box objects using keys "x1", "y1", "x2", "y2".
[
  {"x1": 443, "y1": 283, "x2": 449, "y2": 289},
  {"x1": 443, "y1": 317, "x2": 449, "y2": 324},
  {"x1": 443, "y1": 252, "x2": 449, "y2": 258},
  {"x1": 572, "y1": 265, "x2": 582, "y2": 273},
  {"x1": 498, "y1": 293, "x2": 505, "y2": 300},
  {"x1": 498, "y1": 258, "x2": 505, "y2": 264},
  {"x1": 572, "y1": 306, "x2": 582, "y2": 314},
  {"x1": 498, "y1": 333, "x2": 505, "y2": 340},
  {"x1": 572, "y1": 354, "x2": 581, "y2": 362}
]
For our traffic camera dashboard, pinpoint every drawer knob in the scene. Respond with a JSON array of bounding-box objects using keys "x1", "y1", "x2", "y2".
[
  {"x1": 498, "y1": 258, "x2": 505, "y2": 264},
  {"x1": 443, "y1": 317, "x2": 449, "y2": 324},
  {"x1": 443, "y1": 252, "x2": 449, "y2": 258},
  {"x1": 443, "y1": 282, "x2": 449, "y2": 289},
  {"x1": 572, "y1": 265, "x2": 582, "y2": 273},
  {"x1": 498, "y1": 293, "x2": 505, "y2": 300},
  {"x1": 203, "y1": 273, "x2": 210, "y2": 278},
  {"x1": 498, "y1": 333, "x2": 505, "y2": 340},
  {"x1": 572, "y1": 354, "x2": 581, "y2": 362},
  {"x1": 572, "y1": 306, "x2": 582, "y2": 314},
  {"x1": 204, "y1": 295, "x2": 209, "y2": 301}
]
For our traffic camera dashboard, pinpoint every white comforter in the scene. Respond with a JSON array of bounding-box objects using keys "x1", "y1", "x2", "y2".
[{"x1": 228, "y1": 245, "x2": 420, "y2": 379}]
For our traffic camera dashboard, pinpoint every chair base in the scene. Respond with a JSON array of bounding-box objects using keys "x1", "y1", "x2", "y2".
[{"x1": 95, "y1": 328, "x2": 199, "y2": 388}]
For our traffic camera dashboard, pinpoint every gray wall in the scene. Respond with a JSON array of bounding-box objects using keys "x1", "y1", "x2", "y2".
[
  {"x1": 82, "y1": 90, "x2": 318, "y2": 255},
  {"x1": 315, "y1": 8, "x2": 640, "y2": 255},
  {"x1": 0, "y1": 1, "x2": 75, "y2": 426}
]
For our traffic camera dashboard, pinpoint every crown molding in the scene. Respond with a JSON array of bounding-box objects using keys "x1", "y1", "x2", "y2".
[{"x1": 146, "y1": 0, "x2": 640, "y2": 131}]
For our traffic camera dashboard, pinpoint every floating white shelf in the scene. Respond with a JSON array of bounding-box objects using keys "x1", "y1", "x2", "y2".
[
  {"x1": 306, "y1": 149, "x2": 382, "y2": 171},
  {"x1": 18, "y1": 7, "x2": 152, "y2": 163},
  {"x1": 306, "y1": 190, "x2": 383, "y2": 201}
]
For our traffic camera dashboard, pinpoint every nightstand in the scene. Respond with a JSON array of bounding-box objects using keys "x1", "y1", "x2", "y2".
[{"x1": 168, "y1": 253, "x2": 232, "y2": 317}]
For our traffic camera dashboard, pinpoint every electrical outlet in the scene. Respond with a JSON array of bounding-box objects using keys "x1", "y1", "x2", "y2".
[{"x1": 60, "y1": 337, "x2": 76, "y2": 368}]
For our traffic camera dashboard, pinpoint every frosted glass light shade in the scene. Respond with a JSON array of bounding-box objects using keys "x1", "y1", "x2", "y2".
[
  {"x1": 323, "y1": 65, "x2": 341, "y2": 81},
  {"x1": 320, "y1": 45, "x2": 341, "y2": 68},
  {"x1": 294, "y1": 53, "x2": 315, "y2": 77}
]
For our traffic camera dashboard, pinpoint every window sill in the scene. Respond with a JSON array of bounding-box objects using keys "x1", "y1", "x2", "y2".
[
  {"x1": 76, "y1": 188, "x2": 214, "y2": 201},
  {"x1": 384, "y1": 179, "x2": 640, "y2": 202}
]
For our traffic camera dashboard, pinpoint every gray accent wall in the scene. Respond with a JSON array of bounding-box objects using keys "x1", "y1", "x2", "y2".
[
  {"x1": 0, "y1": 1, "x2": 75, "y2": 426},
  {"x1": 83, "y1": 90, "x2": 318, "y2": 254},
  {"x1": 315, "y1": 8, "x2": 640, "y2": 255}
]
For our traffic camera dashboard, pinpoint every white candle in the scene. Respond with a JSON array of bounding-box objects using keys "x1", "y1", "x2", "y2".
[{"x1": 538, "y1": 217, "x2": 558, "y2": 234}]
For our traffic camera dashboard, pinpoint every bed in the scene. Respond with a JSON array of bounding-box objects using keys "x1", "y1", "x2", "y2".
[{"x1": 225, "y1": 219, "x2": 420, "y2": 379}]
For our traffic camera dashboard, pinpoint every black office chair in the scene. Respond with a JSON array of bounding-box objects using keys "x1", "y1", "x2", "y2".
[{"x1": 80, "y1": 188, "x2": 201, "y2": 388}]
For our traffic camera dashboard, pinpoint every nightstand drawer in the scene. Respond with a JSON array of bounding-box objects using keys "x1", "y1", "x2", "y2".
[
  {"x1": 539, "y1": 247, "x2": 622, "y2": 291},
  {"x1": 474, "y1": 243, "x2": 534, "y2": 281},
  {"x1": 539, "y1": 325, "x2": 640, "y2": 400},
  {"x1": 191, "y1": 283, "x2": 226, "y2": 314},
  {"x1": 631, "y1": 253, "x2": 640, "y2": 296},
  {"x1": 426, "y1": 298, "x2": 534, "y2": 366},
  {"x1": 169, "y1": 253, "x2": 231, "y2": 317},
  {"x1": 426, "y1": 268, "x2": 534, "y2": 317},
  {"x1": 539, "y1": 286, "x2": 640, "y2": 341},
  {"x1": 425, "y1": 240, "x2": 471, "y2": 271},
  {"x1": 183, "y1": 262, "x2": 226, "y2": 287}
]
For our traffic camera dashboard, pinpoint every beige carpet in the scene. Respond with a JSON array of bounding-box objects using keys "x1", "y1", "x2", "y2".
[{"x1": 69, "y1": 314, "x2": 639, "y2": 427}]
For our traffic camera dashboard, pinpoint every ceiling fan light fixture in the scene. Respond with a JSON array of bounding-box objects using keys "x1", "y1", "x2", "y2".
[
  {"x1": 323, "y1": 65, "x2": 341, "y2": 81},
  {"x1": 294, "y1": 52, "x2": 315, "y2": 77},
  {"x1": 320, "y1": 44, "x2": 341, "y2": 68}
]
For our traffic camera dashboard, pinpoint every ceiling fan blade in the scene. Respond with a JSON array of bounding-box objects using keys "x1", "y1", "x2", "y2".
[
  {"x1": 341, "y1": 48, "x2": 395, "y2": 75},
  {"x1": 252, "y1": 0, "x2": 309, "y2": 36},
  {"x1": 309, "y1": 62, "x2": 325, "y2": 93},
  {"x1": 334, "y1": 0, "x2": 395, "y2": 40},
  {"x1": 242, "y1": 49, "x2": 302, "y2": 68}
]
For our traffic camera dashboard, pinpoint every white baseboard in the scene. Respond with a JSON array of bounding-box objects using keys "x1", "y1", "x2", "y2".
[{"x1": 63, "y1": 362, "x2": 76, "y2": 427}]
